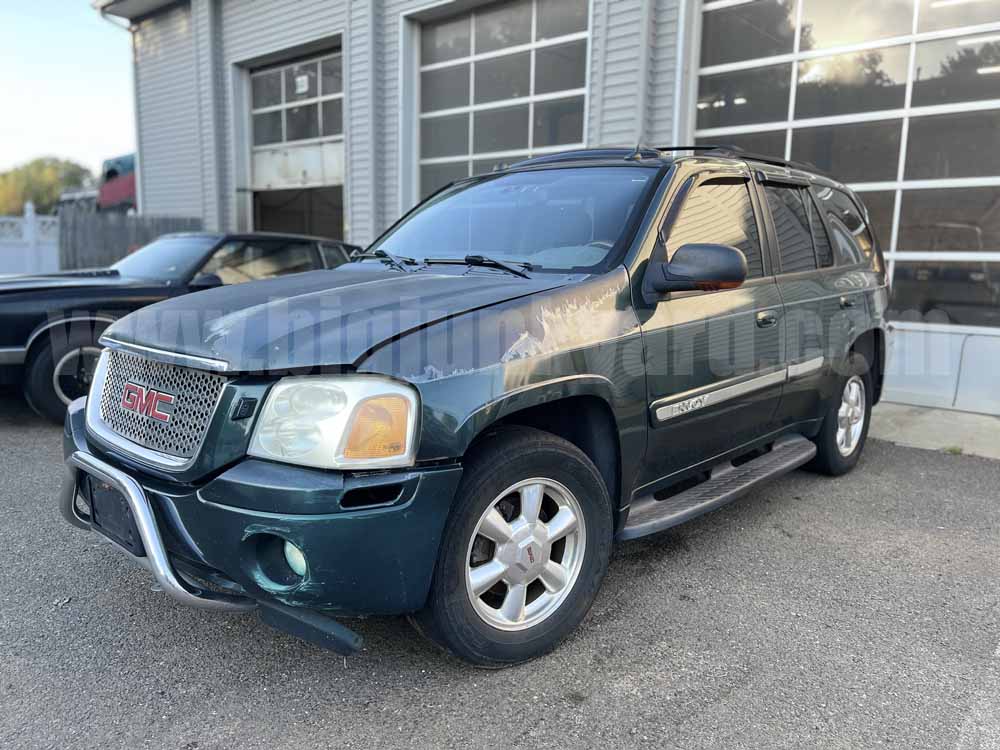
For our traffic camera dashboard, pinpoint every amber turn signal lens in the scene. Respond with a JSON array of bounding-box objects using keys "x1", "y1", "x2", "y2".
[{"x1": 343, "y1": 395, "x2": 410, "y2": 459}]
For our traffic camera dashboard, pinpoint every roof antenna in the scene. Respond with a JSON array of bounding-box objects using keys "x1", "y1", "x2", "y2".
[{"x1": 625, "y1": 143, "x2": 646, "y2": 161}]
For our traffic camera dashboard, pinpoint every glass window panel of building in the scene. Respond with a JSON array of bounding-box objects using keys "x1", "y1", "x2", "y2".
[
  {"x1": 250, "y1": 53, "x2": 344, "y2": 147},
  {"x1": 419, "y1": 0, "x2": 589, "y2": 198},
  {"x1": 696, "y1": 0, "x2": 1000, "y2": 328}
]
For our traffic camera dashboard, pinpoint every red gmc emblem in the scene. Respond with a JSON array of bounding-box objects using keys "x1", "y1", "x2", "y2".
[{"x1": 121, "y1": 382, "x2": 175, "y2": 422}]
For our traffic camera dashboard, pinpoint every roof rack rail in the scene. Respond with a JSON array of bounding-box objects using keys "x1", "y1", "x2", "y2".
[{"x1": 657, "y1": 144, "x2": 825, "y2": 175}]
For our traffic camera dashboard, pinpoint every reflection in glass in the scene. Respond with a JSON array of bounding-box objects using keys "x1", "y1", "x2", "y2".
[
  {"x1": 697, "y1": 131, "x2": 787, "y2": 158},
  {"x1": 536, "y1": 0, "x2": 588, "y2": 40},
  {"x1": 421, "y1": 113, "x2": 469, "y2": 158},
  {"x1": 906, "y1": 110, "x2": 1000, "y2": 179},
  {"x1": 252, "y1": 70, "x2": 281, "y2": 109},
  {"x1": 422, "y1": 16, "x2": 471, "y2": 65},
  {"x1": 421, "y1": 65, "x2": 470, "y2": 112},
  {"x1": 474, "y1": 52, "x2": 530, "y2": 103},
  {"x1": 854, "y1": 191, "x2": 895, "y2": 249},
  {"x1": 799, "y1": 0, "x2": 913, "y2": 50},
  {"x1": 696, "y1": 64, "x2": 791, "y2": 129},
  {"x1": 889, "y1": 261, "x2": 1000, "y2": 327},
  {"x1": 253, "y1": 111, "x2": 282, "y2": 146},
  {"x1": 321, "y1": 56, "x2": 343, "y2": 95},
  {"x1": 535, "y1": 40, "x2": 587, "y2": 94},
  {"x1": 474, "y1": 0, "x2": 532, "y2": 53},
  {"x1": 701, "y1": 0, "x2": 796, "y2": 67},
  {"x1": 796, "y1": 46, "x2": 909, "y2": 118},
  {"x1": 918, "y1": 0, "x2": 1000, "y2": 33},
  {"x1": 421, "y1": 162, "x2": 470, "y2": 199},
  {"x1": 897, "y1": 188, "x2": 1000, "y2": 252},
  {"x1": 913, "y1": 35, "x2": 1000, "y2": 106},
  {"x1": 792, "y1": 120, "x2": 902, "y2": 183},
  {"x1": 474, "y1": 105, "x2": 530, "y2": 152},
  {"x1": 321, "y1": 99, "x2": 343, "y2": 137},
  {"x1": 533, "y1": 96, "x2": 585, "y2": 147},
  {"x1": 285, "y1": 104, "x2": 319, "y2": 141}
]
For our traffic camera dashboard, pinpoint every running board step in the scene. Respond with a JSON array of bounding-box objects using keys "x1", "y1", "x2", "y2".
[{"x1": 617, "y1": 434, "x2": 817, "y2": 541}]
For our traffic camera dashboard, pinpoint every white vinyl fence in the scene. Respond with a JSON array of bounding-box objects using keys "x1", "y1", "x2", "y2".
[{"x1": 0, "y1": 203, "x2": 59, "y2": 276}]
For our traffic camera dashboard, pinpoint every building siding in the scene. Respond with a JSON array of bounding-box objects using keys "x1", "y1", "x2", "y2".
[
  {"x1": 129, "y1": 0, "x2": 683, "y2": 245},
  {"x1": 133, "y1": 2, "x2": 202, "y2": 218}
]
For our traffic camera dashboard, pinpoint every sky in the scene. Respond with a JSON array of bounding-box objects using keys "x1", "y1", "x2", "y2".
[{"x1": 0, "y1": 1, "x2": 136, "y2": 177}]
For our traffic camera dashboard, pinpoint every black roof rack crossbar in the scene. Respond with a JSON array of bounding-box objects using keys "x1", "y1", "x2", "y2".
[{"x1": 659, "y1": 144, "x2": 825, "y2": 176}]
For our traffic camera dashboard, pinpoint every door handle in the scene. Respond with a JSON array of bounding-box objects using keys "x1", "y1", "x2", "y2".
[
  {"x1": 756, "y1": 310, "x2": 779, "y2": 329},
  {"x1": 839, "y1": 295, "x2": 857, "y2": 309}
]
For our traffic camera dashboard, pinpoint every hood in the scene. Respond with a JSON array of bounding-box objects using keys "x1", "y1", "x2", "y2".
[
  {"x1": 103, "y1": 265, "x2": 573, "y2": 372},
  {"x1": 0, "y1": 268, "x2": 131, "y2": 294}
]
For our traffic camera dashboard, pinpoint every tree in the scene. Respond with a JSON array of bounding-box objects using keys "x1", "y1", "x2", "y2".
[{"x1": 0, "y1": 157, "x2": 93, "y2": 215}]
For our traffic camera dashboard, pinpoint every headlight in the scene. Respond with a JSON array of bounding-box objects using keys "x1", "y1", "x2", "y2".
[{"x1": 248, "y1": 376, "x2": 419, "y2": 470}]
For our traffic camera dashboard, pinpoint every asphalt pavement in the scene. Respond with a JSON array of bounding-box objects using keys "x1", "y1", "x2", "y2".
[{"x1": 1, "y1": 387, "x2": 998, "y2": 749}]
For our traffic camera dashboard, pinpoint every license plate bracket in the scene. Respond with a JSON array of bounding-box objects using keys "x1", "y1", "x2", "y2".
[{"x1": 81, "y1": 474, "x2": 146, "y2": 556}]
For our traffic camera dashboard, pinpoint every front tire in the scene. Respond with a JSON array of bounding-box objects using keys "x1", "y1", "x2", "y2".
[
  {"x1": 807, "y1": 352, "x2": 873, "y2": 476},
  {"x1": 413, "y1": 426, "x2": 613, "y2": 667},
  {"x1": 23, "y1": 330, "x2": 102, "y2": 423}
]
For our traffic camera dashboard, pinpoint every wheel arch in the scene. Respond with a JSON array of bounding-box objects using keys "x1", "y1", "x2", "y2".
[
  {"x1": 24, "y1": 315, "x2": 116, "y2": 363},
  {"x1": 848, "y1": 327, "x2": 886, "y2": 405}
]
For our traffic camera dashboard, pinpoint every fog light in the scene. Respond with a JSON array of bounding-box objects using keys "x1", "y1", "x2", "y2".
[{"x1": 283, "y1": 541, "x2": 307, "y2": 577}]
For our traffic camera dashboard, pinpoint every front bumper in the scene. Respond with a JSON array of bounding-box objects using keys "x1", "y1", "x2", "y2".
[{"x1": 59, "y1": 398, "x2": 463, "y2": 641}]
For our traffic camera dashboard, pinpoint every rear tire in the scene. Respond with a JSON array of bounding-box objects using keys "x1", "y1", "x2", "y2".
[
  {"x1": 807, "y1": 352, "x2": 873, "y2": 476},
  {"x1": 23, "y1": 329, "x2": 102, "y2": 424},
  {"x1": 413, "y1": 426, "x2": 613, "y2": 667}
]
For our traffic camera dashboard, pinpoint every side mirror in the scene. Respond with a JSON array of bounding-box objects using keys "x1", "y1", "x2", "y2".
[
  {"x1": 190, "y1": 272, "x2": 223, "y2": 288},
  {"x1": 645, "y1": 243, "x2": 748, "y2": 294}
]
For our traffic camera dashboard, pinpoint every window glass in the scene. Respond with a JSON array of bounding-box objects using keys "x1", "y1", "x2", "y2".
[
  {"x1": 799, "y1": 0, "x2": 913, "y2": 50},
  {"x1": 535, "y1": 40, "x2": 587, "y2": 94},
  {"x1": 321, "y1": 56, "x2": 343, "y2": 95},
  {"x1": 321, "y1": 99, "x2": 343, "y2": 137},
  {"x1": 475, "y1": 105, "x2": 530, "y2": 152},
  {"x1": 701, "y1": 0, "x2": 796, "y2": 67},
  {"x1": 905, "y1": 111, "x2": 1000, "y2": 180},
  {"x1": 912, "y1": 35, "x2": 1000, "y2": 107},
  {"x1": 791, "y1": 120, "x2": 902, "y2": 183},
  {"x1": 253, "y1": 111, "x2": 282, "y2": 146},
  {"x1": 112, "y1": 236, "x2": 219, "y2": 282},
  {"x1": 377, "y1": 167, "x2": 653, "y2": 272},
  {"x1": 795, "y1": 46, "x2": 909, "y2": 118},
  {"x1": 533, "y1": 96, "x2": 585, "y2": 147},
  {"x1": 420, "y1": 162, "x2": 470, "y2": 199},
  {"x1": 918, "y1": 0, "x2": 1000, "y2": 32},
  {"x1": 806, "y1": 191, "x2": 835, "y2": 267},
  {"x1": 766, "y1": 185, "x2": 817, "y2": 273},
  {"x1": 320, "y1": 243, "x2": 349, "y2": 268},
  {"x1": 199, "y1": 241, "x2": 321, "y2": 284},
  {"x1": 422, "y1": 15, "x2": 470, "y2": 64},
  {"x1": 251, "y1": 70, "x2": 281, "y2": 108},
  {"x1": 897, "y1": 187, "x2": 1000, "y2": 252},
  {"x1": 889, "y1": 262, "x2": 1000, "y2": 327},
  {"x1": 474, "y1": 0, "x2": 531, "y2": 53},
  {"x1": 284, "y1": 62, "x2": 318, "y2": 102},
  {"x1": 422, "y1": 113, "x2": 469, "y2": 158},
  {"x1": 815, "y1": 187, "x2": 874, "y2": 265},
  {"x1": 666, "y1": 179, "x2": 764, "y2": 279},
  {"x1": 474, "y1": 52, "x2": 530, "y2": 103},
  {"x1": 696, "y1": 64, "x2": 792, "y2": 129},
  {"x1": 285, "y1": 104, "x2": 318, "y2": 141},
  {"x1": 536, "y1": 0, "x2": 588, "y2": 40},
  {"x1": 697, "y1": 131, "x2": 787, "y2": 158},
  {"x1": 422, "y1": 65, "x2": 470, "y2": 112}
]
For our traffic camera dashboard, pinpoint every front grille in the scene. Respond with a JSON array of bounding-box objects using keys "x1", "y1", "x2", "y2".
[{"x1": 98, "y1": 349, "x2": 228, "y2": 459}]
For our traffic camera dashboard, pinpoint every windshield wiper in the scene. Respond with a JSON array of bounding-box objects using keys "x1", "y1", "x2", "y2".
[
  {"x1": 355, "y1": 249, "x2": 418, "y2": 272},
  {"x1": 423, "y1": 255, "x2": 532, "y2": 279}
]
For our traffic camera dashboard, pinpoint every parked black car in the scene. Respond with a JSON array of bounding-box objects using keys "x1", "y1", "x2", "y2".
[
  {"x1": 0, "y1": 232, "x2": 359, "y2": 421},
  {"x1": 58, "y1": 147, "x2": 888, "y2": 666}
]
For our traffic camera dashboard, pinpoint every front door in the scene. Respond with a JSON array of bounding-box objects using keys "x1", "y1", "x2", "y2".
[{"x1": 636, "y1": 163, "x2": 785, "y2": 490}]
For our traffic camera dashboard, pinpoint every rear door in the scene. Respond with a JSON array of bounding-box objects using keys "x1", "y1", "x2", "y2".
[{"x1": 637, "y1": 162, "x2": 785, "y2": 487}]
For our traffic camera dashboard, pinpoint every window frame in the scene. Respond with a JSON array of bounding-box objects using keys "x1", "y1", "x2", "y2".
[
  {"x1": 250, "y1": 52, "x2": 345, "y2": 150},
  {"x1": 417, "y1": 0, "x2": 591, "y2": 198}
]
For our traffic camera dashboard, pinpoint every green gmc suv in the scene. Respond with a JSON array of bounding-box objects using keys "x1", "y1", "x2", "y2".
[{"x1": 58, "y1": 146, "x2": 889, "y2": 666}]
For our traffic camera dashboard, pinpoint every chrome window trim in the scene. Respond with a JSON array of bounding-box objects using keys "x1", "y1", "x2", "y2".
[
  {"x1": 84, "y1": 350, "x2": 229, "y2": 473},
  {"x1": 100, "y1": 336, "x2": 230, "y2": 373},
  {"x1": 0, "y1": 347, "x2": 26, "y2": 365}
]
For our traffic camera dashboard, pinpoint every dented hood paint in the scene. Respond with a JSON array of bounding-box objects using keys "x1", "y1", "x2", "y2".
[{"x1": 103, "y1": 264, "x2": 575, "y2": 372}]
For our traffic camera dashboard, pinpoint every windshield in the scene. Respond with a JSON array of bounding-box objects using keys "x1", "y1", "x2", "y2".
[
  {"x1": 112, "y1": 236, "x2": 219, "y2": 281},
  {"x1": 371, "y1": 167, "x2": 655, "y2": 272}
]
